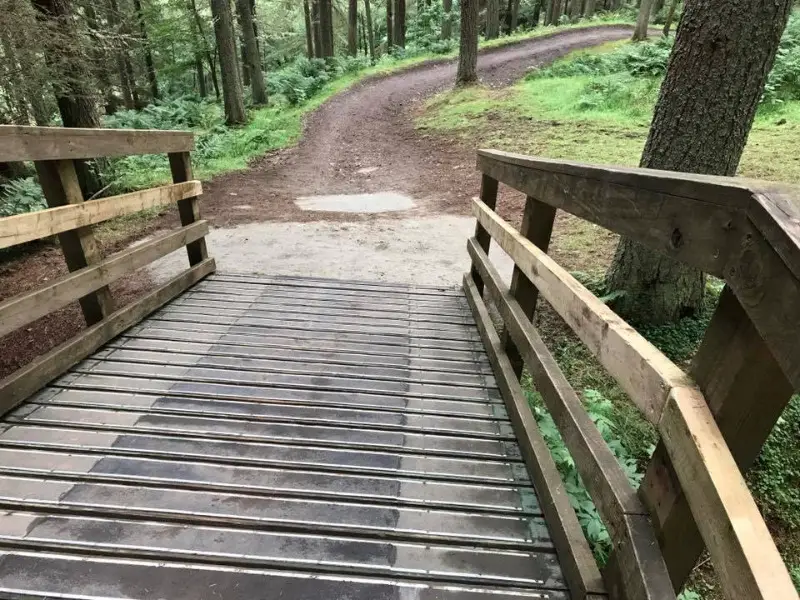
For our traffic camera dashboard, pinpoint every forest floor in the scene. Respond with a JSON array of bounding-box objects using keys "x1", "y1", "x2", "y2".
[{"x1": 0, "y1": 24, "x2": 634, "y2": 378}]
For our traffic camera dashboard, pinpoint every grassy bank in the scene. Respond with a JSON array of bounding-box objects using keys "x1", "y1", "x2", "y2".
[{"x1": 416, "y1": 30, "x2": 800, "y2": 599}]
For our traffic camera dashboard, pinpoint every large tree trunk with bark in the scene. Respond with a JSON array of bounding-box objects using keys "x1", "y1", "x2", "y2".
[
  {"x1": 133, "y1": 0, "x2": 159, "y2": 101},
  {"x1": 319, "y1": 0, "x2": 334, "y2": 56},
  {"x1": 531, "y1": 0, "x2": 541, "y2": 26},
  {"x1": 606, "y1": 0, "x2": 793, "y2": 325},
  {"x1": 32, "y1": 0, "x2": 102, "y2": 195},
  {"x1": 236, "y1": 0, "x2": 267, "y2": 105},
  {"x1": 510, "y1": 0, "x2": 521, "y2": 31},
  {"x1": 441, "y1": 0, "x2": 452, "y2": 39},
  {"x1": 312, "y1": 0, "x2": 323, "y2": 57},
  {"x1": 188, "y1": 0, "x2": 220, "y2": 98},
  {"x1": 303, "y1": 0, "x2": 315, "y2": 57},
  {"x1": 632, "y1": 0, "x2": 654, "y2": 40},
  {"x1": 348, "y1": 0, "x2": 358, "y2": 55},
  {"x1": 363, "y1": 0, "x2": 375, "y2": 60},
  {"x1": 386, "y1": 0, "x2": 393, "y2": 51},
  {"x1": 393, "y1": 0, "x2": 405, "y2": 48},
  {"x1": 568, "y1": 0, "x2": 581, "y2": 21},
  {"x1": 195, "y1": 56, "x2": 207, "y2": 97},
  {"x1": 456, "y1": 0, "x2": 478, "y2": 84},
  {"x1": 486, "y1": 0, "x2": 500, "y2": 39},
  {"x1": 210, "y1": 0, "x2": 246, "y2": 125},
  {"x1": 584, "y1": 0, "x2": 596, "y2": 18}
]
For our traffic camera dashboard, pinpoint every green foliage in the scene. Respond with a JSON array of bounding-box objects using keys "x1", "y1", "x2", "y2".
[
  {"x1": 104, "y1": 97, "x2": 220, "y2": 130},
  {"x1": 763, "y1": 13, "x2": 800, "y2": 104},
  {"x1": 750, "y1": 395, "x2": 800, "y2": 530},
  {"x1": 676, "y1": 590, "x2": 702, "y2": 600},
  {"x1": 0, "y1": 177, "x2": 47, "y2": 217},
  {"x1": 524, "y1": 383, "x2": 644, "y2": 564}
]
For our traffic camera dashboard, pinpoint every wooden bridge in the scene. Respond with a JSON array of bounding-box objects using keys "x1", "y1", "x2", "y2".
[{"x1": 0, "y1": 125, "x2": 798, "y2": 600}]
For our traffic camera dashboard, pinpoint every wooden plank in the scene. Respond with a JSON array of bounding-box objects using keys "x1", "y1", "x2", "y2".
[
  {"x1": 503, "y1": 196, "x2": 557, "y2": 377},
  {"x1": 169, "y1": 152, "x2": 208, "y2": 265},
  {"x1": 0, "y1": 181, "x2": 203, "y2": 250},
  {"x1": 462, "y1": 273, "x2": 606, "y2": 600},
  {"x1": 0, "y1": 222, "x2": 209, "y2": 338},
  {"x1": 468, "y1": 239, "x2": 675, "y2": 600},
  {"x1": 470, "y1": 174, "x2": 499, "y2": 295},
  {"x1": 35, "y1": 159, "x2": 115, "y2": 325},
  {"x1": 747, "y1": 187, "x2": 800, "y2": 281},
  {"x1": 477, "y1": 152, "x2": 749, "y2": 278},
  {"x1": 0, "y1": 125, "x2": 194, "y2": 162},
  {"x1": 471, "y1": 197, "x2": 692, "y2": 424},
  {"x1": 640, "y1": 286, "x2": 794, "y2": 591},
  {"x1": 658, "y1": 387, "x2": 798, "y2": 600},
  {"x1": 0, "y1": 257, "x2": 216, "y2": 416}
]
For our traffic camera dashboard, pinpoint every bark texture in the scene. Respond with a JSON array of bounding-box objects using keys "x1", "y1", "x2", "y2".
[
  {"x1": 393, "y1": 0, "x2": 405, "y2": 48},
  {"x1": 486, "y1": 0, "x2": 500, "y2": 39},
  {"x1": 236, "y1": 0, "x2": 267, "y2": 105},
  {"x1": 210, "y1": 0, "x2": 246, "y2": 124},
  {"x1": 606, "y1": 0, "x2": 794, "y2": 324},
  {"x1": 632, "y1": 0, "x2": 654, "y2": 40},
  {"x1": 584, "y1": 0, "x2": 595, "y2": 18},
  {"x1": 568, "y1": 0, "x2": 582, "y2": 21},
  {"x1": 303, "y1": 0, "x2": 314, "y2": 57},
  {"x1": 662, "y1": 0, "x2": 679, "y2": 36},
  {"x1": 441, "y1": 0, "x2": 452, "y2": 39},
  {"x1": 133, "y1": 0, "x2": 159, "y2": 100},
  {"x1": 312, "y1": 0, "x2": 323, "y2": 57},
  {"x1": 386, "y1": 0, "x2": 393, "y2": 50},
  {"x1": 348, "y1": 0, "x2": 358, "y2": 55},
  {"x1": 320, "y1": 0, "x2": 334, "y2": 56},
  {"x1": 363, "y1": 0, "x2": 376, "y2": 60},
  {"x1": 456, "y1": 0, "x2": 478, "y2": 84}
]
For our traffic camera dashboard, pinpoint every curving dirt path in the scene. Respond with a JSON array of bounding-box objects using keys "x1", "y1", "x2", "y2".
[{"x1": 201, "y1": 25, "x2": 634, "y2": 226}]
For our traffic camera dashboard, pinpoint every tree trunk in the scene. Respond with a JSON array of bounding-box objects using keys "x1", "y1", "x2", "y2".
[
  {"x1": 531, "y1": 0, "x2": 541, "y2": 26},
  {"x1": 584, "y1": 0, "x2": 596, "y2": 18},
  {"x1": 209, "y1": 0, "x2": 246, "y2": 124},
  {"x1": 312, "y1": 0, "x2": 323, "y2": 57},
  {"x1": 652, "y1": 0, "x2": 663, "y2": 14},
  {"x1": 442, "y1": 0, "x2": 452, "y2": 39},
  {"x1": 31, "y1": 0, "x2": 102, "y2": 194},
  {"x1": 662, "y1": 0, "x2": 678, "y2": 36},
  {"x1": 0, "y1": 31, "x2": 31, "y2": 124},
  {"x1": 456, "y1": 0, "x2": 478, "y2": 84},
  {"x1": 511, "y1": 0, "x2": 521, "y2": 31},
  {"x1": 348, "y1": 0, "x2": 358, "y2": 55},
  {"x1": 632, "y1": 0, "x2": 654, "y2": 40},
  {"x1": 386, "y1": 0, "x2": 393, "y2": 51},
  {"x1": 485, "y1": 0, "x2": 500, "y2": 39},
  {"x1": 319, "y1": 0, "x2": 334, "y2": 56},
  {"x1": 544, "y1": 0, "x2": 553, "y2": 24},
  {"x1": 195, "y1": 56, "x2": 207, "y2": 97},
  {"x1": 569, "y1": 0, "x2": 582, "y2": 21},
  {"x1": 132, "y1": 0, "x2": 159, "y2": 101},
  {"x1": 188, "y1": 0, "x2": 220, "y2": 99},
  {"x1": 303, "y1": 0, "x2": 315, "y2": 57},
  {"x1": 606, "y1": 0, "x2": 793, "y2": 325},
  {"x1": 364, "y1": 0, "x2": 375, "y2": 60},
  {"x1": 393, "y1": 0, "x2": 405, "y2": 48},
  {"x1": 236, "y1": 0, "x2": 267, "y2": 105}
]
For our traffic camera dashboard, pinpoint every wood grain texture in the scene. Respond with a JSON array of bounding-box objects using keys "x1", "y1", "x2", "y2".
[
  {"x1": 0, "y1": 222, "x2": 209, "y2": 338},
  {"x1": 477, "y1": 151, "x2": 750, "y2": 278},
  {"x1": 470, "y1": 174, "x2": 499, "y2": 295},
  {"x1": 471, "y1": 197, "x2": 692, "y2": 424},
  {"x1": 0, "y1": 258, "x2": 216, "y2": 415},
  {"x1": 0, "y1": 181, "x2": 203, "y2": 250},
  {"x1": 35, "y1": 159, "x2": 115, "y2": 325},
  {"x1": 468, "y1": 239, "x2": 674, "y2": 600},
  {"x1": 658, "y1": 387, "x2": 798, "y2": 600},
  {"x1": 749, "y1": 187, "x2": 800, "y2": 280},
  {"x1": 640, "y1": 286, "x2": 794, "y2": 591},
  {"x1": 169, "y1": 152, "x2": 208, "y2": 265},
  {"x1": 463, "y1": 273, "x2": 606, "y2": 600},
  {"x1": 0, "y1": 125, "x2": 194, "y2": 161},
  {"x1": 502, "y1": 196, "x2": 556, "y2": 377}
]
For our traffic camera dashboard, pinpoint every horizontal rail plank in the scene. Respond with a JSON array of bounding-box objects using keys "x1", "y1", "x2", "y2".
[
  {"x1": 0, "y1": 181, "x2": 202, "y2": 250},
  {"x1": 0, "y1": 258, "x2": 215, "y2": 415},
  {"x1": 0, "y1": 125, "x2": 194, "y2": 162},
  {"x1": 0, "y1": 222, "x2": 209, "y2": 338},
  {"x1": 660, "y1": 387, "x2": 798, "y2": 600},
  {"x1": 471, "y1": 197, "x2": 691, "y2": 424},
  {"x1": 462, "y1": 274, "x2": 606, "y2": 600},
  {"x1": 467, "y1": 239, "x2": 675, "y2": 600}
]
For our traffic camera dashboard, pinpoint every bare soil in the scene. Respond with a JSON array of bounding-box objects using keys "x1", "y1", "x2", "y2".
[{"x1": 0, "y1": 25, "x2": 633, "y2": 380}]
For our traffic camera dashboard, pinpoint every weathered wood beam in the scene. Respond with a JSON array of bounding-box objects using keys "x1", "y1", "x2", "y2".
[
  {"x1": 0, "y1": 181, "x2": 203, "y2": 250},
  {"x1": 470, "y1": 174, "x2": 499, "y2": 295},
  {"x1": 0, "y1": 125, "x2": 194, "y2": 161},
  {"x1": 169, "y1": 152, "x2": 208, "y2": 266},
  {"x1": 0, "y1": 257, "x2": 216, "y2": 415},
  {"x1": 0, "y1": 222, "x2": 209, "y2": 338},
  {"x1": 462, "y1": 273, "x2": 607, "y2": 600}
]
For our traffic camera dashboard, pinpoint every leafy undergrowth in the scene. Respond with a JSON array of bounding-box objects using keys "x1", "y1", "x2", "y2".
[{"x1": 418, "y1": 27, "x2": 800, "y2": 598}]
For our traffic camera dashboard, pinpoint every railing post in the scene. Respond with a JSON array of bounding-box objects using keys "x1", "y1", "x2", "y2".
[
  {"x1": 639, "y1": 285, "x2": 794, "y2": 591},
  {"x1": 503, "y1": 196, "x2": 557, "y2": 377},
  {"x1": 34, "y1": 159, "x2": 115, "y2": 325},
  {"x1": 168, "y1": 151, "x2": 208, "y2": 266},
  {"x1": 470, "y1": 174, "x2": 499, "y2": 294}
]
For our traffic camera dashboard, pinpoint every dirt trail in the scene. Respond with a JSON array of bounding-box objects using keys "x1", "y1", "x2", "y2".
[{"x1": 201, "y1": 25, "x2": 634, "y2": 226}]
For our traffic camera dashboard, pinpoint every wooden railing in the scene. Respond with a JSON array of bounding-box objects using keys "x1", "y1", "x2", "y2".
[
  {"x1": 465, "y1": 149, "x2": 800, "y2": 600},
  {"x1": 0, "y1": 125, "x2": 216, "y2": 412}
]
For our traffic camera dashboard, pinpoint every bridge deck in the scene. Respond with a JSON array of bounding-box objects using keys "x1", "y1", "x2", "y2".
[{"x1": 0, "y1": 273, "x2": 567, "y2": 599}]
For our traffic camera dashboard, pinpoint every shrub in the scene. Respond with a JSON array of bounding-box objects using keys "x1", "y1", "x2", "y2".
[
  {"x1": 763, "y1": 13, "x2": 800, "y2": 104},
  {"x1": 0, "y1": 177, "x2": 46, "y2": 217},
  {"x1": 104, "y1": 97, "x2": 219, "y2": 130}
]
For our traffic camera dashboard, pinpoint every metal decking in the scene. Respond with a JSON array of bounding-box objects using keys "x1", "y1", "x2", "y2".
[{"x1": 0, "y1": 273, "x2": 567, "y2": 599}]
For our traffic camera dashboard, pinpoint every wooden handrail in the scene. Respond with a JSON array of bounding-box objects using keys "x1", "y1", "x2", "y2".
[
  {"x1": 464, "y1": 153, "x2": 800, "y2": 600},
  {"x1": 0, "y1": 125, "x2": 194, "y2": 161},
  {"x1": 0, "y1": 126, "x2": 214, "y2": 414}
]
